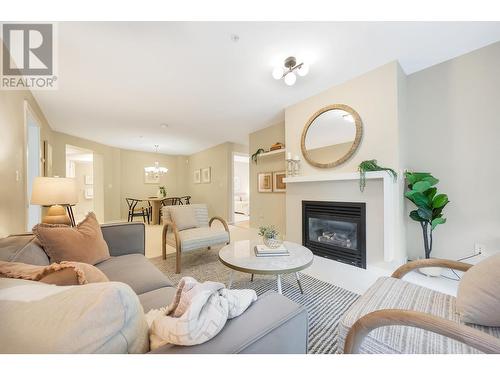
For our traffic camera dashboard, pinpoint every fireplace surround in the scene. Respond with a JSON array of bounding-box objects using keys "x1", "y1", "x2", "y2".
[{"x1": 302, "y1": 200, "x2": 366, "y2": 268}]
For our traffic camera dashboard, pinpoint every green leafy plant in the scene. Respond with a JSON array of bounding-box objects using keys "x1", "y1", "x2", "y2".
[
  {"x1": 159, "y1": 186, "x2": 167, "y2": 198},
  {"x1": 251, "y1": 148, "x2": 265, "y2": 164},
  {"x1": 258, "y1": 225, "x2": 279, "y2": 239},
  {"x1": 358, "y1": 160, "x2": 397, "y2": 191},
  {"x1": 404, "y1": 171, "x2": 449, "y2": 259}
]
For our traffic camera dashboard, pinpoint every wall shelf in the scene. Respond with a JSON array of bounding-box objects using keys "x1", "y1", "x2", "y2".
[{"x1": 257, "y1": 148, "x2": 286, "y2": 158}]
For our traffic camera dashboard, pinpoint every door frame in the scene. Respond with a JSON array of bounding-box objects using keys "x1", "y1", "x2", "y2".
[
  {"x1": 24, "y1": 100, "x2": 43, "y2": 231},
  {"x1": 230, "y1": 151, "x2": 250, "y2": 224}
]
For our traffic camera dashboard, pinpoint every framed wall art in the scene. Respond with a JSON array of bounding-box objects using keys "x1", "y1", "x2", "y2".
[{"x1": 257, "y1": 172, "x2": 273, "y2": 193}]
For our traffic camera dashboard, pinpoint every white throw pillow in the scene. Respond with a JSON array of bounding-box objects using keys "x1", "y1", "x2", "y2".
[
  {"x1": 168, "y1": 206, "x2": 198, "y2": 231},
  {"x1": 0, "y1": 278, "x2": 149, "y2": 353}
]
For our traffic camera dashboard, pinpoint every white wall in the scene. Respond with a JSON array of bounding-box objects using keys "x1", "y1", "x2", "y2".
[
  {"x1": 404, "y1": 41, "x2": 500, "y2": 260},
  {"x1": 285, "y1": 61, "x2": 402, "y2": 176}
]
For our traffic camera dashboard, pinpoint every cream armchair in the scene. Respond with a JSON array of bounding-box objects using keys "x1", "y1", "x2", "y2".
[
  {"x1": 161, "y1": 204, "x2": 230, "y2": 273},
  {"x1": 339, "y1": 258, "x2": 500, "y2": 354}
]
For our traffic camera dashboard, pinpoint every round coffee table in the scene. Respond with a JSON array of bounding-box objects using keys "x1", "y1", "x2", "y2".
[{"x1": 218, "y1": 240, "x2": 314, "y2": 294}]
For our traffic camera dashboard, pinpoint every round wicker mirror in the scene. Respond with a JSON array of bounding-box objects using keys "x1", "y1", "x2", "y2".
[{"x1": 301, "y1": 104, "x2": 362, "y2": 168}]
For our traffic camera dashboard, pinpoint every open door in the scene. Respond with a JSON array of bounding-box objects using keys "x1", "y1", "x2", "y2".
[{"x1": 25, "y1": 103, "x2": 41, "y2": 231}]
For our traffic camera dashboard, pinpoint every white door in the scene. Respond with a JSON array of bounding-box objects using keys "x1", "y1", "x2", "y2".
[{"x1": 26, "y1": 110, "x2": 41, "y2": 231}]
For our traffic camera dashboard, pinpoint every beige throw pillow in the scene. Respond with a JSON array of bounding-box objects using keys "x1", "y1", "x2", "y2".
[
  {"x1": 0, "y1": 260, "x2": 109, "y2": 285},
  {"x1": 456, "y1": 253, "x2": 500, "y2": 326},
  {"x1": 33, "y1": 212, "x2": 110, "y2": 265},
  {"x1": 168, "y1": 206, "x2": 198, "y2": 231}
]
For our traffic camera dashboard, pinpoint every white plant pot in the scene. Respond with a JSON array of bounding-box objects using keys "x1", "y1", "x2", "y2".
[{"x1": 419, "y1": 266, "x2": 442, "y2": 277}]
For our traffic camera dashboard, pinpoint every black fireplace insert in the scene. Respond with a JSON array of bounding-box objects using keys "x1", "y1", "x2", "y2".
[{"x1": 302, "y1": 200, "x2": 366, "y2": 268}]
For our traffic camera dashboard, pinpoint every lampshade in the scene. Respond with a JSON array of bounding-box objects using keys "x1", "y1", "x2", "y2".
[{"x1": 31, "y1": 177, "x2": 78, "y2": 206}]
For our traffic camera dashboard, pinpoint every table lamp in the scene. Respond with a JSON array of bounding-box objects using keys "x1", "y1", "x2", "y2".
[{"x1": 31, "y1": 177, "x2": 78, "y2": 225}]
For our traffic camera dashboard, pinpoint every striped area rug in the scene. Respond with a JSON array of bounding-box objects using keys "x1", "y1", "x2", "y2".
[{"x1": 151, "y1": 251, "x2": 359, "y2": 354}]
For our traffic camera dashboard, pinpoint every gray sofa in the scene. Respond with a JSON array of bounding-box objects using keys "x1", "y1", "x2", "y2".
[{"x1": 0, "y1": 222, "x2": 308, "y2": 354}]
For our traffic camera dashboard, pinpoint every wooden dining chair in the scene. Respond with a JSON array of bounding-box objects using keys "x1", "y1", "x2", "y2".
[
  {"x1": 125, "y1": 198, "x2": 150, "y2": 224},
  {"x1": 179, "y1": 195, "x2": 191, "y2": 205}
]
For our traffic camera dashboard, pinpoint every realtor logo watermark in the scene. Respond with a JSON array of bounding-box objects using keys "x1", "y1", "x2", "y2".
[{"x1": 1, "y1": 23, "x2": 58, "y2": 90}]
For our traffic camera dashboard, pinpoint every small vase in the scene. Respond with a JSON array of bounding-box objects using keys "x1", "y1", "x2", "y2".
[{"x1": 263, "y1": 236, "x2": 283, "y2": 249}]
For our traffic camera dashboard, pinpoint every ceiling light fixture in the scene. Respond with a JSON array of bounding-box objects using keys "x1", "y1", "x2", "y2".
[
  {"x1": 144, "y1": 145, "x2": 168, "y2": 177},
  {"x1": 272, "y1": 56, "x2": 309, "y2": 86},
  {"x1": 160, "y1": 123, "x2": 168, "y2": 129}
]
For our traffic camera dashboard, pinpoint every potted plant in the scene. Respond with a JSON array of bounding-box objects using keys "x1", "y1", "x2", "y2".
[
  {"x1": 157, "y1": 186, "x2": 167, "y2": 198},
  {"x1": 404, "y1": 172, "x2": 449, "y2": 276},
  {"x1": 258, "y1": 225, "x2": 283, "y2": 249}
]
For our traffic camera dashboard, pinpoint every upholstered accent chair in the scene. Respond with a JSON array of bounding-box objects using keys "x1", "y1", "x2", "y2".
[
  {"x1": 338, "y1": 259, "x2": 500, "y2": 354},
  {"x1": 161, "y1": 204, "x2": 230, "y2": 273}
]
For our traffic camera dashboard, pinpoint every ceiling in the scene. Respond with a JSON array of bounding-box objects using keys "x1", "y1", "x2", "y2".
[{"x1": 33, "y1": 22, "x2": 500, "y2": 155}]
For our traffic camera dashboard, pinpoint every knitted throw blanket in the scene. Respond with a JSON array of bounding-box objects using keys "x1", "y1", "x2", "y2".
[{"x1": 145, "y1": 276, "x2": 257, "y2": 348}]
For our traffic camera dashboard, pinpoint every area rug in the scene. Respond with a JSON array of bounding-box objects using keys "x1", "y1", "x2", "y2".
[{"x1": 150, "y1": 248, "x2": 359, "y2": 354}]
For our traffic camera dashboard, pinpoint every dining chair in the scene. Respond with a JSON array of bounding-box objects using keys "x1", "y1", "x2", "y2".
[{"x1": 125, "y1": 198, "x2": 150, "y2": 224}]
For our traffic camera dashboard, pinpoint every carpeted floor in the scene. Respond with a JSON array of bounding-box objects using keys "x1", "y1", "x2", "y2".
[{"x1": 150, "y1": 247, "x2": 359, "y2": 354}]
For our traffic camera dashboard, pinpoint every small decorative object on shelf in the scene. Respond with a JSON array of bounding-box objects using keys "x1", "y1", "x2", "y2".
[
  {"x1": 258, "y1": 225, "x2": 283, "y2": 249},
  {"x1": 358, "y1": 159, "x2": 397, "y2": 192},
  {"x1": 286, "y1": 153, "x2": 301, "y2": 177},
  {"x1": 270, "y1": 142, "x2": 285, "y2": 151}
]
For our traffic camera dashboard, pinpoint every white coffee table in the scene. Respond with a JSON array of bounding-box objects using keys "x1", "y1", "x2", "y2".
[{"x1": 218, "y1": 240, "x2": 314, "y2": 294}]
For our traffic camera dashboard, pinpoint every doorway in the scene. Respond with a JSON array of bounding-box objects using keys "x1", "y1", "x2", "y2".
[
  {"x1": 65, "y1": 145, "x2": 95, "y2": 223},
  {"x1": 232, "y1": 153, "x2": 250, "y2": 226},
  {"x1": 25, "y1": 104, "x2": 41, "y2": 231}
]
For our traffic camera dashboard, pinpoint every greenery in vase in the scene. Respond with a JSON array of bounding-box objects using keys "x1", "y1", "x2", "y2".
[
  {"x1": 159, "y1": 186, "x2": 167, "y2": 198},
  {"x1": 358, "y1": 159, "x2": 397, "y2": 192},
  {"x1": 404, "y1": 171, "x2": 449, "y2": 259},
  {"x1": 258, "y1": 225, "x2": 279, "y2": 239}
]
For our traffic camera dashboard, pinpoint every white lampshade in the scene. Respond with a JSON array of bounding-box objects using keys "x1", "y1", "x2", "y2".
[
  {"x1": 297, "y1": 63, "x2": 309, "y2": 77},
  {"x1": 31, "y1": 177, "x2": 78, "y2": 206},
  {"x1": 284, "y1": 72, "x2": 296, "y2": 86},
  {"x1": 272, "y1": 66, "x2": 283, "y2": 80}
]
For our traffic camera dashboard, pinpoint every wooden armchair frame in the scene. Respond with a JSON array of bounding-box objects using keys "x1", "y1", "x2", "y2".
[
  {"x1": 344, "y1": 258, "x2": 500, "y2": 354},
  {"x1": 162, "y1": 215, "x2": 230, "y2": 274}
]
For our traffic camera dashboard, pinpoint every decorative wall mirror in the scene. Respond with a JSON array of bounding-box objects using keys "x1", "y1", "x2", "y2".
[{"x1": 301, "y1": 104, "x2": 362, "y2": 168}]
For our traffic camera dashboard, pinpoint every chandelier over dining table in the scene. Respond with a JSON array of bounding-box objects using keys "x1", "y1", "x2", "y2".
[{"x1": 144, "y1": 145, "x2": 168, "y2": 177}]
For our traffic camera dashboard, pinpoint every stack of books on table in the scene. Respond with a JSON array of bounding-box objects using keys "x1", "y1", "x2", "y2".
[{"x1": 254, "y1": 244, "x2": 289, "y2": 257}]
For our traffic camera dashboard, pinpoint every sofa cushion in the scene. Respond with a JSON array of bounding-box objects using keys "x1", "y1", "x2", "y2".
[
  {"x1": 33, "y1": 213, "x2": 110, "y2": 265},
  {"x1": 338, "y1": 277, "x2": 500, "y2": 354},
  {"x1": 166, "y1": 227, "x2": 229, "y2": 252},
  {"x1": 0, "y1": 235, "x2": 49, "y2": 266},
  {"x1": 96, "y1": 254, "x2": 173, "y2": 295},
  {"x1": 0, "y1": 278, "x2": 149, "y2": 353},
  {"x1": 457, "y1": 253, "x2": 500, "y2": 326},
  {"x1": 138, "y1": 286, "x2": 176, "y2": 312}
]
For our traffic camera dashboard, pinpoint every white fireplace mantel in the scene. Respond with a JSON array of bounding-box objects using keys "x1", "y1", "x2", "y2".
[{"x1": 284, "y1": 171, "x2": 404, "y2": 263}]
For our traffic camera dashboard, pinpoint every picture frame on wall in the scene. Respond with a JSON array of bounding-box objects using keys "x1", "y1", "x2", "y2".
[
  {"x1": 84, "y1": 187, "x2": 94, "y2": 199},
  {"x1": 202, "y1": 167, "x2": 211, "y2": 183},
  {"x1": 144, "y1": 169, "x2": 160, "y2": 184},
  {"x1": 257, "y1": 172, "x2": 273, "y2": 193},
  {"x1": 273, "y1": 171, "x2": 287, "y2": 193},
  {"x1": 193, "y1": 169, "x2": 201, "y2": 184}
]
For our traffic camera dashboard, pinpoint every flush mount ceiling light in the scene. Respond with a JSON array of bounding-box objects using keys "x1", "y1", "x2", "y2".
[
  {"x1": 272, "y1": 56, "x2": 309, "y2": 86},
  {"x1": 144, "y1": 145, "x2": 168, "y2": 177}
]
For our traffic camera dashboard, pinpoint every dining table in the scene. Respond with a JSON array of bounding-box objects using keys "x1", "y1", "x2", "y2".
[{"x1": 143, "y1": 197, "x2": 164, "y2": 225}]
